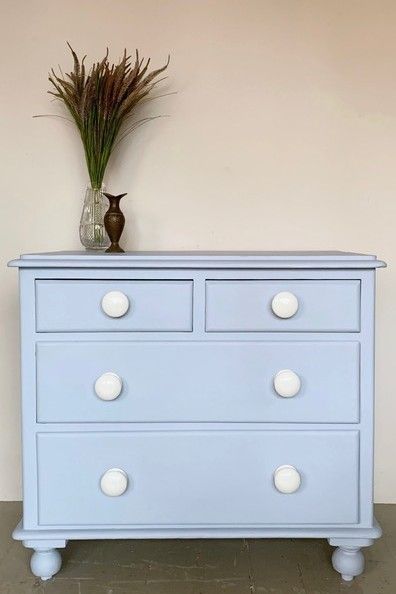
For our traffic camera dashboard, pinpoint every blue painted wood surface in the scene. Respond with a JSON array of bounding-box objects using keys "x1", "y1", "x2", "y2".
[
  {"x1": 8, "y1": 251, "x2": 384, "y2": 580},
  {"x1": 8, "y1": 250, "x2": 386, "y2": 269},
  {"x1": 206, "y1": 280, "x2": 361, "y2": 332},
  {"x1": 36, "y1": 280, "x2": 193, "y2": 332},
  {"x1": 36, "y1": 340, "x2": 360, "y2": 423},
  {"x1": 36, "y1": 430, "x2": 359, "y2": 526}
]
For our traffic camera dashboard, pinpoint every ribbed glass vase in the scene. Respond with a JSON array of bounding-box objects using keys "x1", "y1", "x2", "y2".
[{"x1": 79, "y1": 186, "x2": 110, "y2": 250}]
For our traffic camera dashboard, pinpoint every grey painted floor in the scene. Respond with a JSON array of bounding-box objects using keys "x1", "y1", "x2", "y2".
[{"x1": 0, "y1": 503, "x2": 394, "y2": 593}]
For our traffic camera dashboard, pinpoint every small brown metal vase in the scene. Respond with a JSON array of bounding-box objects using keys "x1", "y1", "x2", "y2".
[{"x1": 103, "y1": 193, "x2": 127, "y2": 253}]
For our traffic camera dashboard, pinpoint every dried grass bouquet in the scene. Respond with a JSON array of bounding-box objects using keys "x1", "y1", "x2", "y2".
[{"x1": 44, "y1": 44, "x2": 169, "y2": 189}]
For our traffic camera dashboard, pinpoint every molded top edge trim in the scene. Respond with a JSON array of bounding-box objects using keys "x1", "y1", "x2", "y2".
[
  {"x1": 11, "y1": 250, "x2": 381, "y2": 259},
  {"x1": 8, "y1": 250, "x2": 386, "y2": 269}
]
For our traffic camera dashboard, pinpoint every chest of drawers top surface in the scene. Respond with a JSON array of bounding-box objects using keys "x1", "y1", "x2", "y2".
[{"x1": 9, "y1": 250, "x2": 385, "y2": 269}]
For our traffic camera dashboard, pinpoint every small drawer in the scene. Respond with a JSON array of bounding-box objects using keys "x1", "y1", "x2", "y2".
[
  {"x1": 206, "y1": 280, "x2": 360, "y2": 332},
  {"x1": 36, "y1": 341, "x2": 360, "y2": 423},
  {"x1": 36, "y1": 430, "x2": 359, "y2": 526},
  {"x1": 36, "y1": 280, "x2": 193, "y2": 332}
]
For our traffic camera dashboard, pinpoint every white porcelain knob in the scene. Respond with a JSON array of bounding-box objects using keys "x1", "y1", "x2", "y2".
[
  {"x1": 271, "y1": 291, "x2": 299, "y2": 319},
  {"x1": 94, "y1": 372, "x2": 123, "y2": 401},
  {"x1": 100, "y1": 468, "x2": 128, "y2": 497},
  {"x1": 273, "y1": 369, "x2": 301, "y2": 398},
  {"x1": 274, "y1": 465, "x2": 301, "y2": 494},
  {"x1": 101, "y1": 291, "x2": 129, "y2": 318}
]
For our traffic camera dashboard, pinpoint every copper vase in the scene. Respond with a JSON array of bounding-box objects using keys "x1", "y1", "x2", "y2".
[{"x1": 103, "y1": 193, "x2": 127, "y2": 253}]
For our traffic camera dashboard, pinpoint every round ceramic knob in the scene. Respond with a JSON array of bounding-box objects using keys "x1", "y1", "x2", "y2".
[
  {"x1": 101, "y1": 291, "x2": 129, "y2": 318},
  {"x1": 274, "y1": 465, "x2": 301, "y2": 494},
  {"x1": 100, "y1": 468, "x2": 128, "y2": 497},
  {"x1": 94, "y1": 372, "x2": 123, "y2": 401},
  {"x1": 273, "y1": 369, "x2": 301, "y2": 398},
  {"x1": 271, "y1": 291, "x2": 299, "y2": 319}
]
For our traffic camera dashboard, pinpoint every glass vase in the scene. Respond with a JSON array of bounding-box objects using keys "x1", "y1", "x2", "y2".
[{"x1": 79, "y1": 186, "x2": 110, "y2": 250}]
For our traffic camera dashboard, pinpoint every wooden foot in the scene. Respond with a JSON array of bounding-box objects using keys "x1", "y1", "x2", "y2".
[
  {"x1": 331, "y1": 546, "x2": 365, "y2": 581},
  {"x1": 30, "y1": 548, "x2": 62, "y2": 580}
]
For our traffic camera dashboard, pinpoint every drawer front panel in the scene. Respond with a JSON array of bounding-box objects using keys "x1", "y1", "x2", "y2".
[
  {"x1": 36, "y1": 341, "x2": 360, "y2": 423},
  {"x1": 206, "y1": 280, "x2": 360, "y2": 332},
  {"x1": 36, "y1": 280, "x2": 193, "y2": 332},
  {"x1": 37, "y1": 431, "x2": 359, "y2": 526}
]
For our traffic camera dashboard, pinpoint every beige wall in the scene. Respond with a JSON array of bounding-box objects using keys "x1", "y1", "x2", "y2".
[{"x1": 1, "y1": 0, "x2": 396, "y2": 501}]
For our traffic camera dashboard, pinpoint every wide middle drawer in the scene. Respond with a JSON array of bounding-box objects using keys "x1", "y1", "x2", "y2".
[{"x1": 36, "y1": 341, "x2": 360, "y2": 423}]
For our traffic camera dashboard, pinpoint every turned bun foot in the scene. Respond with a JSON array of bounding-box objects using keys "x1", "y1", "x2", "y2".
[
  {"x1": 30, "y1": 548, "x2": 62, "y2": 580},
  {"x1": 332, "y1": 546, "x2": 364, "y2": 581}
]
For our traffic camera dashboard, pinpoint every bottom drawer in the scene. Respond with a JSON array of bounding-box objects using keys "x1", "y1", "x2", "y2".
[{"x1": 37, "y1": 431, "x2": 359, "y2": 527}]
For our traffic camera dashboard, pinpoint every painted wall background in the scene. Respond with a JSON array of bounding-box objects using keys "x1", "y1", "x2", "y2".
[{"x1": 1, "y1": 0, "x2": 396, "y2": 501}]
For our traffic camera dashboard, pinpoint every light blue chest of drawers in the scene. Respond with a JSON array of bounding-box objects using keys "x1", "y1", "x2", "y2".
[{"x1": 9, "y1": 250, "x2": 385, "y2": 582}]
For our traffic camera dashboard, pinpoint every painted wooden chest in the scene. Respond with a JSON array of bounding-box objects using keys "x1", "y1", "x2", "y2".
[{"x1": 8, "y1": 251, "x2": 385, "y2": 581}]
